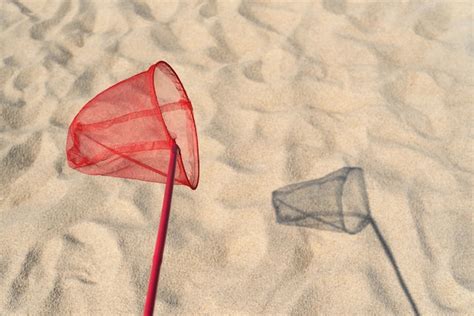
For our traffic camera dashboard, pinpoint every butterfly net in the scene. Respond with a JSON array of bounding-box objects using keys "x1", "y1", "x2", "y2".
[{"x1": 66, "y1": 61, "x2": 199, "y2": 189}]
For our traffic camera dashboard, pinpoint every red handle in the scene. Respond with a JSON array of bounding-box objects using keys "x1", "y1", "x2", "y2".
[{"x1": 144, "y1": 139, "x2": 178, "y2": 316}]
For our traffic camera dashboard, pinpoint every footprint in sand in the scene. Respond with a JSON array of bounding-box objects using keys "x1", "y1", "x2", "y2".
[
  {"x1": 46, "y1": 221, "x2": 135, "y2": 314},
  {"x1": 3, "y1": 222, "x2": 135, "y2": 314}
]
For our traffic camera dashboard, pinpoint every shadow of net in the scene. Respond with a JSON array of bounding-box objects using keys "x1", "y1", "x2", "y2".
[
  {"x1": 272, "y1": 167, "x2": 420, "y2": 315},
  {"x1": 272, "y1": 167, "x2": 371, "y2": 235}
]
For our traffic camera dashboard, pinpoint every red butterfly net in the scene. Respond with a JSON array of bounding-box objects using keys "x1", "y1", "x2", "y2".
[
  {"x1": 66, "y1": 61, "x2": 199, "y2": 189},
  {"x1": 66, "y1": 61, "x2": 199, "y2": 316}
]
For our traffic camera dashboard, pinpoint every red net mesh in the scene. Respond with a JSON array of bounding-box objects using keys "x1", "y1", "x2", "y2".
[{"x1": 66, "y1": 61, "x2": 199, "y2": 189}]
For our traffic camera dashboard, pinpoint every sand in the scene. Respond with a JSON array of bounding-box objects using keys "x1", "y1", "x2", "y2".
[{"x1": 0, "y1": 0, "x2": 472, "y2": 315}]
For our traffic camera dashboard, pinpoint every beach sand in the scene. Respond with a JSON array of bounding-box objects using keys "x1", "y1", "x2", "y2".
[{"x1": 0, "y1": 0, "x2": 472, "y2": 314}]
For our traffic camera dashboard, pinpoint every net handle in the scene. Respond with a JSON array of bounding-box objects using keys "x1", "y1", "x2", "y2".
[{"x1": 143, "y1": 138, "x2": 178, "y2": 316}]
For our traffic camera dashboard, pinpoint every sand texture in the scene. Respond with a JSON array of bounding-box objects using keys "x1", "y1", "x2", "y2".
[{"x1": 0, "y1": 0, "x2": 473, "y2": 315}]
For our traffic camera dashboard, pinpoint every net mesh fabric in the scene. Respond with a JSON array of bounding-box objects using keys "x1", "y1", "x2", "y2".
[{"x1": 66, "y1": 61, "x2": 199, "y2": 189}]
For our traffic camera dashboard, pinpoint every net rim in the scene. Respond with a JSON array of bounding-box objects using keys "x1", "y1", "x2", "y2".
[{"x1": 148, "y1": 61, "x2": 200, "y2": 190}]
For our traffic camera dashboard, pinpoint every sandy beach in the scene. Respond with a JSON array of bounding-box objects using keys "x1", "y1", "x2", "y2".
[{"x1": 0, "y1": 0, "x2": 472, "y2": 314}]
